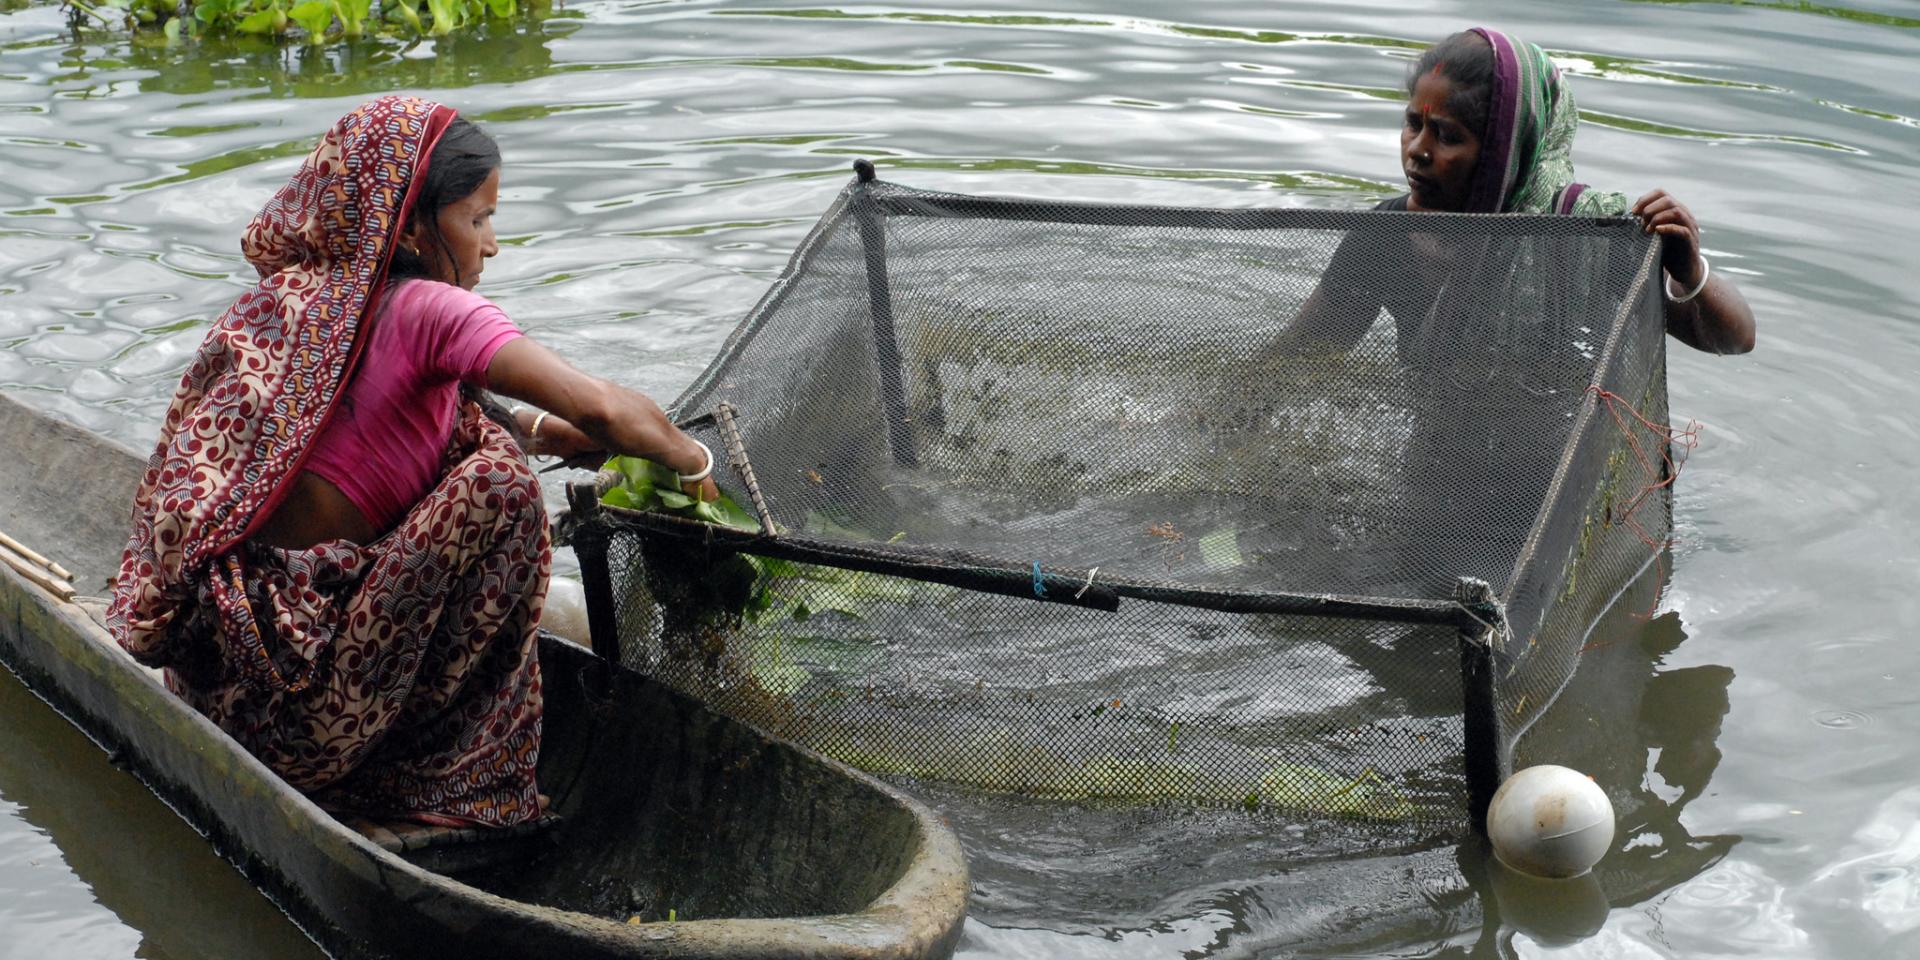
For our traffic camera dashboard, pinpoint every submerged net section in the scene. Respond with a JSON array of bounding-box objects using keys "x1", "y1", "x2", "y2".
[
  {"x1": 570, "y1": 171, "x2": 1670, "y2": 824},
  {"x1": 1496, "y1": 280, "x2": 1674, "y2": 742},
  {"x1": 578, "y1": 514, "x2": 1469, "y2": 823}
]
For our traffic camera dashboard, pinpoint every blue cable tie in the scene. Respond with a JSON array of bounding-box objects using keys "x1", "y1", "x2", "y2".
[{"x1": 1032, "y1": 561, "x2": 1048, "y2": 598}]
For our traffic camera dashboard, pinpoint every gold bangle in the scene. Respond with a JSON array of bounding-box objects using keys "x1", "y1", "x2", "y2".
[{"x1": 530, "y1": 410, "x2": 550, "y2": 440}]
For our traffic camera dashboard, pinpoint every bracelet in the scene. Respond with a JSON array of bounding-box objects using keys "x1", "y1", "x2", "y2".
[
  {"x1": 1666, "y1": 255, "x2": 1711, "y2": 304},
  {"x1": 677, "y1": 439, "x2": 714, "y2": 484},
  {"x1": 529, "y1": 410, "x2": 550, "y2": 440}
]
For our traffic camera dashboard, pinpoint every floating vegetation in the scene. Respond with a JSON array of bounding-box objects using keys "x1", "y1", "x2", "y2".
[
  {"x1": 53, "y1": 0, "x2": 549, "y2": 44},
  {"x1": 601, "y1": 455, "x2": 940, "y2": 712}
]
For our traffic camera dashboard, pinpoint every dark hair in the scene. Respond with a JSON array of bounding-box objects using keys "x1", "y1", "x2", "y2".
[
  {"x1": 1406, "y1": 31, "x2": 1496, "y2": 139},
  {"x1": 388, "y1": 116, "x2": 500, "y2": 289}
]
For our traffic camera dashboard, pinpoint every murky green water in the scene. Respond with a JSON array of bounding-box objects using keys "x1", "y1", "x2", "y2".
[{"x1": 3, "y1": 1, "x2": 1917, "y2": 956}]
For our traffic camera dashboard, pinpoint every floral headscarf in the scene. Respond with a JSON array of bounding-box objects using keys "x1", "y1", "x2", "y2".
[
  {"x1": 110, "y1": 95, "x2": 457, "y2": 668},
  {"x1": 1464, "y1": 27, "x2": 1629, "y2": 216}
]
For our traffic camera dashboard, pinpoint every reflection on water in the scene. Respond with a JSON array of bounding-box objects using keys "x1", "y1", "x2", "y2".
[
  {"x1": 937, "y1": 565, "x2": 1739, "y2": 957},
  {"x1": 0, "y1": 666, "x2": 324, "y2": 960},
  {"x1": 2, "y1": 0, "x2": 1918, "y2": 957},
  {"x1": 34, "y1": 8, "x2": 571, "y2": 99}
]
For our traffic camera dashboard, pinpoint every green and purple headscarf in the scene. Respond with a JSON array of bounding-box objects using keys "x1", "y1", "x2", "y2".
[{"x1": 1463, "y1": 27, "x2": 1628, "y2": 217}]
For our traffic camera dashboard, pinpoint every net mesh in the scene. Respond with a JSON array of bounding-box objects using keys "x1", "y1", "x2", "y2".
[{"x1": 569, "y1": 172, "x2": 1670, "y2": 824}]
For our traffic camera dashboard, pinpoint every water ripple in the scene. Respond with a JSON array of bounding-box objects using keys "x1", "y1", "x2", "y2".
[
  {"x1": 1579, "y1": 109, "x2": 1864, "y2": 153},
  {"x1": 712, "y1": 8, "x2": 1113, "y2": 29},
  {"x1": 1813, "y1": 708, "x2": 1873, "y2": 730},
  {"x1": 553, "y1": 54, "x2": 1062, "y2": 78},
  {"x1": 1, "y1": 1, "x2": 1917, "y2": 957},
  {"x1": 1818, "y1": 98, "x2": 1920, "y2": 129},
  {"x1": 1620, "y1": 0, "x2": 1920, "y2": 30}
]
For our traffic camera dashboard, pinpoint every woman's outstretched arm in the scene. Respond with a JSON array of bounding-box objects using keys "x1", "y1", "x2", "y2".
[
  {"x1": 1632, "y1": 189, "x2": 1757, "y2": 355},
  {"x1": 484, "y1": 336, "x2": 720, "y2": 500}
]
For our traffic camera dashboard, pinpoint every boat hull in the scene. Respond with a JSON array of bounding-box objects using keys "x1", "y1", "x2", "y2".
[{"x1": 0, "y1": 393, "x2": 967, "y2": 960}]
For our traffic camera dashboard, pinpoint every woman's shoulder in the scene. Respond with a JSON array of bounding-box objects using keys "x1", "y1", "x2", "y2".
[
  {"x1": 386, "y1": 278, "x2": 503, "y2": 314},
  {"x1": 377, "y1": 279, "x2": 518, "y2": 353},
  {"x1": 1373, "y1": 194, "x2": 1411, "y2": 212}
]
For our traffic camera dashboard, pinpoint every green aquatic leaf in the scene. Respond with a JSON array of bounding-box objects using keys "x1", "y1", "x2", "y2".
[
  {"x1": 752, "y1": 658, "x2": 810, "y2": 697},
  {"x1": 1197, "y1": 528, "x2": 1242, "y2": 568},
  {"x1": 1259, "y1": 763, "x2": 1416, "y2": 819},
  {"x1": 334, "y1": 0, "x2": 370, "y2": 35},
  {"x1": 235, "y1": 7, "x2": 277, "y2": 32},
  {"x1": 425, "y1": 0, "x2": 457, "y2": 33},
  {"x1": 387, "y1": 0, "x2": 423, "y2": 32},
  {"x1": 600, "y1": 455, "x2": 757, "y2": 531},
  {"x1": 288, "y1": 0, "x2": 332, "y2": 40}
]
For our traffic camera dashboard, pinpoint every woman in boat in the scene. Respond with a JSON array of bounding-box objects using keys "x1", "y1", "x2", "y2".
[
  {"x1": 106, "y1": 94, "x2": 715, "y2": 828},
  {"x1": 1283, "y1": 27, "x2": 1757, "y2": 356}
]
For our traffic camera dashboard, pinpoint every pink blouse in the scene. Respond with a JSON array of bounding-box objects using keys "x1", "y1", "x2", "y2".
[{"x1": 304, "y1": 280, "x2": 523, "y2": 535}]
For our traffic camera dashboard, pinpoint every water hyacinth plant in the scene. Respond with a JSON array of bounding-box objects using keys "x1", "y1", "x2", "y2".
[
  {"x1": 58, "y1": 0, "x2": 526, "y2": 43},
  {"x1": 599, "y1": 454, "x2": 926, "y2": 626}
]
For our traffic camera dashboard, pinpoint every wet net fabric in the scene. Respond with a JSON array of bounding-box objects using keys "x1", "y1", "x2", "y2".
[{"x1": 570, "y1": 174, "x2": 1671, "y2": 825}]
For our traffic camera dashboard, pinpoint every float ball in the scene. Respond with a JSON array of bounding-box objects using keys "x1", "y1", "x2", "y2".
[{"x1": 1486, "y1": 764, "x2": 1615, "y2": 879}]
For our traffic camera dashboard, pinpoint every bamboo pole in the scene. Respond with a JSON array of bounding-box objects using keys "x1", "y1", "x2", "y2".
[
  {"x1": 0, "y1": 529, "x2": 72, "y2": 581},
  {"x1": 0, "y1": 540, "x2": 75, "y2": 602}
]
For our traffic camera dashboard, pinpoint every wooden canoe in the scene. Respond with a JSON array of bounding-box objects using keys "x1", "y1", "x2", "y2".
[{"x1": 0, "y1": 391, "x2": 969, "y2": 960}]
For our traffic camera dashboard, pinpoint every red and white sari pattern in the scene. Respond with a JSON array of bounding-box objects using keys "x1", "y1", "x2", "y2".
[{"x1": 107, "y1": 95, "x2": 548, "y2": 827}]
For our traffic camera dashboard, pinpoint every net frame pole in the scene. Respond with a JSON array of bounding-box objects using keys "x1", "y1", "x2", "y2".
[
  {"x1": 715, "y1": 402, "x2": 778, "y2": 535},
  {"x1": 1456, "y1": 578, "x2": 1510, "y2": 834},
  {"x1": 573, "y1": 523, "x2": 623, "y2": 666},
  {"x1": 851, "y1": 159, "x2": 918, "y2": 467},
  {"x1": 1460, "y1": 632, "x2": 1504, "y2": 834},
  {"x1": 566, "y1": 474, "x2": 625, "y2": 666}
]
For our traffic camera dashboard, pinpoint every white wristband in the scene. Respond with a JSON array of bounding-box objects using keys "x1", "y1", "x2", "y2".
[
  {"x1": 678, "y1": 439, "x2": 714, "y2": 484},
  {"x1": 1667, "y1": 255, "x2": 1711, "y2": 304}
]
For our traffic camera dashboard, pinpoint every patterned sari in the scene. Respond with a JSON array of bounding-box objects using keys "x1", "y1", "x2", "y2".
[
  {"x1": 106, "y1": 95, "x2": 548, "y2": 828},
  {"x1": 1464, "y1": 27, "x2": 1630, "y2": 216}
]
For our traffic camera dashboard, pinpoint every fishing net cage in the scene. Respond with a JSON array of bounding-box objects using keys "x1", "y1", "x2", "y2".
[{"x1": 565, "y1": 162, "x2": 1676, "y2": 829}]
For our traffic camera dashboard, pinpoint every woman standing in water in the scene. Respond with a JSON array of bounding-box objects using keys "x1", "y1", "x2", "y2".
[
  {"x1": 108, "y1": 95, "x2": 716, "y2": 828},
  {"x1": 1259, "y1": 28, "x2": 1756, "y2": 592},
  {"x1": 1291, "y1": 27, "x2": 1756, "y2": 355}
]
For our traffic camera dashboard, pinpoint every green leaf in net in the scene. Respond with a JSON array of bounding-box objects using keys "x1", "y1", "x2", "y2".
[{"x1": 1197, "y1": 527, "x2": 1242, "y2": 568}]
